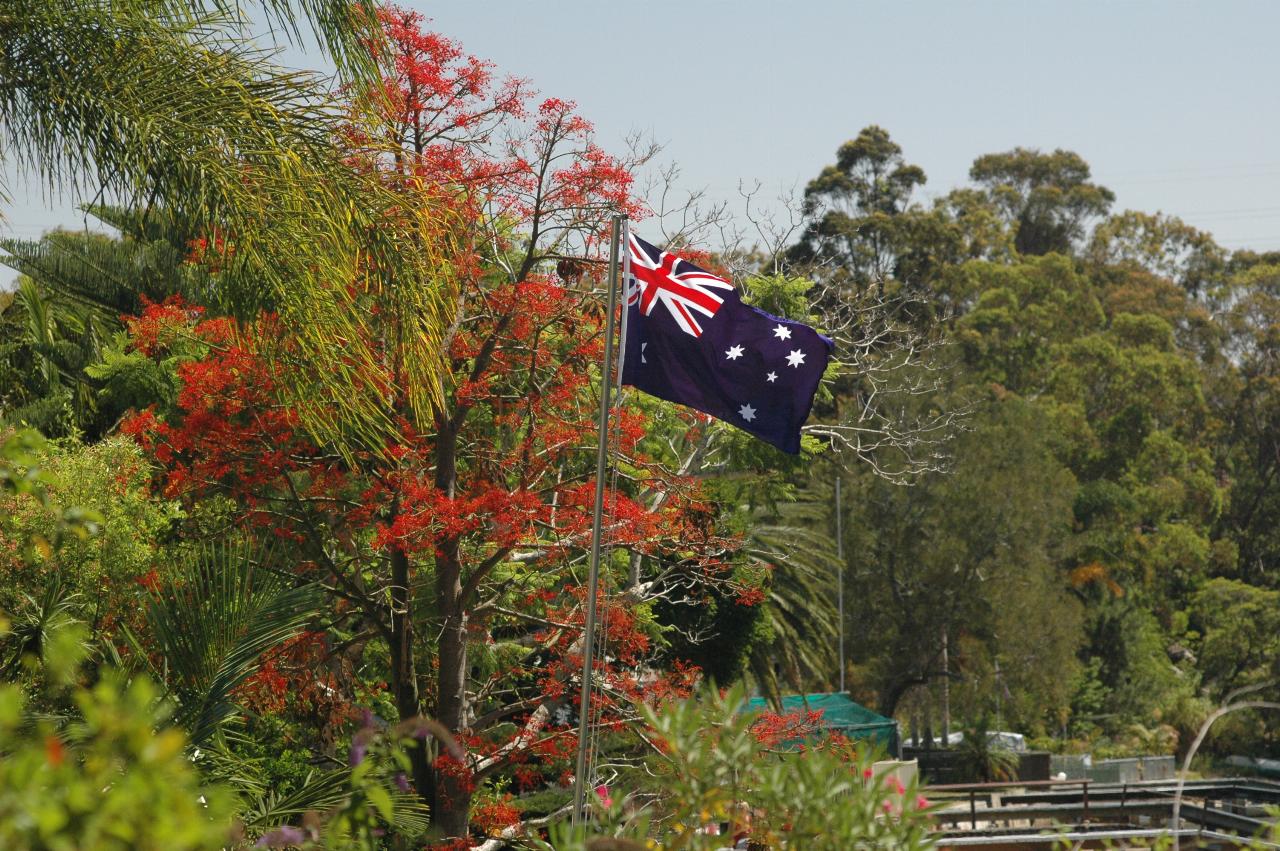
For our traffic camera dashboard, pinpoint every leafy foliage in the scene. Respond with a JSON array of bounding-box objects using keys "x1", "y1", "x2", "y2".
[
  {"x1": 540, "y1": 686, "x2": 936, "y2": 851},
  {"x1": 0, "y1": 615, "x2": 236, "y2": 851},
  {"x1": 2, "y1": 0, "x2": 458, "y2": 452},
  {"x1": 0, "y1": 436, "x2": 171, "y2": 630},
  {"x1": 129, "y1": 537, "x2": 323, "y2": 745}
]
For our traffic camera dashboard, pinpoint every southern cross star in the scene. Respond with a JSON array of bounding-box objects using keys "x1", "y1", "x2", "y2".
[
  {"x1": 725, "y1": 344, "x2": 745, "y2": 360},
  {"x1": 772, "y1": 324, "x2": 792, "y2": 341},
  {"x1": 786, "y1": 349, "x2": 806, "y2": 368},
  {"x1": 739, "y1": 403, "x2": 757, "y2": 422},
  {"x1": 766, "y1": 371, "x2": 778, "y2": 383}
]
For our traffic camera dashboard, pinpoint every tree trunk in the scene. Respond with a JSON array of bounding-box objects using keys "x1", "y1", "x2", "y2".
[
  {"x1": 387, "y1": 539, "x2": 433, "y2": 806},
  {"x1": 429, "y1": 417, "x2": 474, "y2": 840},
  {"x1": 434, "y1": 551, "x2": 471, "y2": 839}
]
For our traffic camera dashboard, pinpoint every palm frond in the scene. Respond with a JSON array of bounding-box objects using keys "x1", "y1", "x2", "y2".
[
  {"x1": 192, "y1": 728, "x2": 430, "y2": 836},
  {"x1": 2, "y1": 1, "x2": 458, "y2": 455},
  {"x1": 744, "y1": 490, "x2": 843, "y2": 696},
  {"x1": 138, "y1": 537, "x2": 322, "y2": 745},
  {"x1": 13, "y1": 279, "x2": 62, "y2": 388},
  {"x1": 242, "y1": 766, "x2": 431, "y2": 834},
  {"x1": 0, "y1": 579, "x2": 83, "y2": 677},
  {"x1": 83, "y1": 0, "x2": 383, "y2": 83}
]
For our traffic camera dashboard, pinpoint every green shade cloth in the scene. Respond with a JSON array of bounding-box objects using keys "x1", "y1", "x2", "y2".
[{"x1": 743, "y1": 692, "x2": 899, "y2": 755}]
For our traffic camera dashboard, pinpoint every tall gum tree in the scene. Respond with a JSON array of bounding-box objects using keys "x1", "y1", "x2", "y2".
[{"x1": 968, "y1": 148, "x2": 1115, "y2": 257}]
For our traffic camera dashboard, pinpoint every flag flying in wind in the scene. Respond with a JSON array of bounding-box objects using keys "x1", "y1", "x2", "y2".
[{"x1": 621, "y1": 233, "x2": 833, "y2": 454}]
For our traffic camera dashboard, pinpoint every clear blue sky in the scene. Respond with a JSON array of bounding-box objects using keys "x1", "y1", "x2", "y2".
[{"x1": 6, "y1": 0, "x2": 1280, "y2": 284}]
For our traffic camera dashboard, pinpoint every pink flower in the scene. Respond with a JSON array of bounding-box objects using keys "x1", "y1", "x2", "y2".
[
  {"x1": 595, "y1": 784, "x2": 613, "y2": 808},
  {"x1": 916, "y1": 795, "x2": 930, "y2": 809},
  {"x1": 882, "y1": 799, "x2": 893, "y2": 813},
  {"x1": 862, "y1": 767, "x2": 874, "y2": 779},
  {"x1": 890, "y1": 776, "x2": 905, "y2": 795}
]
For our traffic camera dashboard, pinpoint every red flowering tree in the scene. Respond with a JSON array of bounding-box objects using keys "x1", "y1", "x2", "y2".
[{"x1": 122, "y1": 9, "x2": 747, "y2": 843}]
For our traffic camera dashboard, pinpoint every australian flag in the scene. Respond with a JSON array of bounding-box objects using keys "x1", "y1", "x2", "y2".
[{"x1": 620, "y1": 233, "x2": 833, "y2": 454}]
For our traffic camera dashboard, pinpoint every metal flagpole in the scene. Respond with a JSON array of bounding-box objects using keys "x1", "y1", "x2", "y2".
[
  {"x1": 572, "y1": 213, "x2": 625, "y2": 827},
  {"x1": 836, "y1": 475, "x2": 845, "y2": 693},
  {"x1": 615, "y1": 219, "x2": 631, "y2": 399}
]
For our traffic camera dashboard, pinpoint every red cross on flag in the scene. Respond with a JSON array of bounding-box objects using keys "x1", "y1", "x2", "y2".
[{"x1": 626, "y1": 233, "x2": 735, "y2": 338}]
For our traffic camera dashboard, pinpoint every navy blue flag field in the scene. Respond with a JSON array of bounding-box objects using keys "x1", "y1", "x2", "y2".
[{"x1": 620, "y1": 233, "x2": 833, "y2": 454}]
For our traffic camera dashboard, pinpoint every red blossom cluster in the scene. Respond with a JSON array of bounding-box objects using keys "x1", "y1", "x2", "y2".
[
  {"x1": 346, "y1": 4, "x2": 645, "y2": 258},
  {"x1": 470, "y1": 794, "x2": 521, "y2": 836},
  {"x1": 749, "y1": 709, "x2": 827, "y2": 749},
  {"x1": 235, "y1": 631, "x2": 357, "y2": 733},
  {"x1": 121, "y1": 300, "x2": 317, "y2": 507},
  {"x1": 117, "y1": 273, "x2": 725, "y2": 829}
]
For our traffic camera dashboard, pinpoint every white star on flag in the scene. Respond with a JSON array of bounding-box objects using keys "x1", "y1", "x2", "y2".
[
  {"x1": 772, "y1": 324, "x2": 791, "y2": 340},
  {"x1": 739, "y1": 403, "x2": 757, "y2": 422},
  {"x1": 766, "y1": 371, "x2": 778, "y2": 383},
  {"x1": 640, "y1": 342, "x2": 648, "y2": 363},
  {"x1": 725, "y1": 344, "x2": 745, "y2": 360},
  {"x1": 786, "y1": 349, "x2": 806, "y2": 368}
]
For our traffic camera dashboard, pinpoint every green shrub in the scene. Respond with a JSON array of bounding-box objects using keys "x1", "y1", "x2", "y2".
[
  {"x1": 539, "y1": 685, "x2": 936, "y2": 850},
  {"x1": 0, "y1": 435, "x2": 177, "y2": 631},
  {"x1": 0, "y1": 619, "x2": 236, "y2": 850}
]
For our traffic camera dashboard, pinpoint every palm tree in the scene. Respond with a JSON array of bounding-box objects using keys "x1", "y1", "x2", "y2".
[
  {"x1": 744, "y1": 490, "x2": 842, "y2": 703},
  {"x1": 953, "y1": 717, "x2": 1020, "y2": 783},
  {"x1": 0, "y1": 278, "x2": 106, "y2": 435},
  {"x1": 127, "y1": 537, "x2": 323, "y2": 746},
  {"x1": 110, "y1": 535, "x2": 431, "y2": 839},
  {"x1": 1, "y1": 0, "x2": 457, "y2": 452}
]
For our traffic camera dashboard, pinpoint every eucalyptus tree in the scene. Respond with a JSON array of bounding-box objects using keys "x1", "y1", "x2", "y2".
[
  {"x1": 788, "y1": 125, "x2": 930, "y2": 292},
  {"x1": 969, "y1": 148, "x2": 1114, "y2": 257}
]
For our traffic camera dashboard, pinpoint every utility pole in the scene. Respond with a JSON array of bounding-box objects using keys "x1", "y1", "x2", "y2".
[
  {"x1": 835, "y1": 476, "x2": 845, "y2": 693},
  {"x1": 994, "y1": 657, "x2": 1003, "y2": 732},
  {"x1": 941, "y1": 629, "x2": 951, "y2": 744}
]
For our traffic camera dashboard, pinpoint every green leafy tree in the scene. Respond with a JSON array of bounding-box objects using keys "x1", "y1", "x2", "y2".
[
  {"x1": 1190, "y1": 579, "x2": 1280, "y2": 702},
  {"x1": 1087, "y1": 210, "x2": 1227, "y2": 298},
  {"x1": 969, "y1": 147, "x2": 1114, "y2": 256},
  {"x1": 1214, "y1": 261, "x2": 1280, "y2": 588},
  {"x1": 0, "y1": 436, "x2": 176, "y2": 635},
  {"x1": 952, "y1": 253, "x2": 1105, "y2": 393},
  {"x1": 843, "y1": 397, "x2": 1079, "y2": 727},
  {"x1": 1070, "y1": 600, "x2": 1198, "y2": 740},
  {"x1": 789, "y1": 125, "x2": 930, "y2": 291},
  {"x1": 1047, "y1": 317, "x2": 1224, "y2": 605}
]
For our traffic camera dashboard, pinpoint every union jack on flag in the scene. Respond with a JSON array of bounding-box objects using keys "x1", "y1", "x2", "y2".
[{"x1": 627, "y1": 234, "x2": 734, "y2": 338}]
